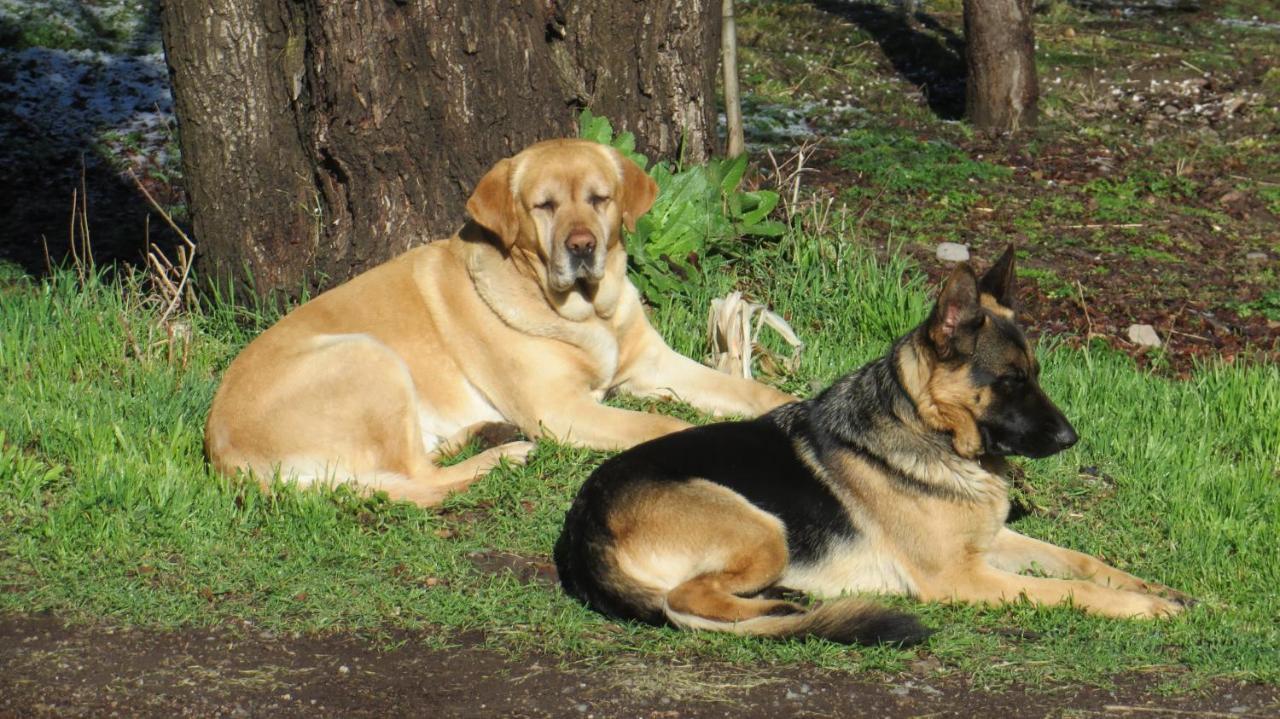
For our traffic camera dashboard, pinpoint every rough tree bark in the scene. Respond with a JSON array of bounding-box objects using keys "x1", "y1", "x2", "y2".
[
  {"x1": 963, "y1": 0, "x2": 1039, "y2": 133},
  {"x1": 160, "y1": 0, "x2": 722, "y2": 299}
]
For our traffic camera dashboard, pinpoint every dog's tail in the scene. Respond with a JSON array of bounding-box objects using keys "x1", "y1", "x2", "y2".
[{"x1": 661, "y1": 595, "x2": 930, "y2": 646}]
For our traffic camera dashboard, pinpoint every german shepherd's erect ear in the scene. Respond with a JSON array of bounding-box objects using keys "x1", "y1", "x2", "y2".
[
  {"x1": 466, "y1": 158, "x2": 519, "y2": 249},
  {"x1": 926, "y1": 262, "x2": 983, "y2": 360},
  {"x1": 979, "y1": 245, "x2": 1018, "y2": 309}
]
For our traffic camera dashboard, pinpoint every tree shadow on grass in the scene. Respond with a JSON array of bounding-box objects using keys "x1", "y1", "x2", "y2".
[{"x1": 813, "y1": 1, "x2": 967, "y2": 120}]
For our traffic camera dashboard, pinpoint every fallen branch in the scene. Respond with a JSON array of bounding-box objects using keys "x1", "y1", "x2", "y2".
[{"x1": 1105, "y1": 705, "x2": 1271, "y2": 718}]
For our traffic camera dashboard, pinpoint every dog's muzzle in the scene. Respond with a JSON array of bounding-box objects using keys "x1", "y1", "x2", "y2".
[{"x1": 550, "y1": 229, "x2": 605, "y2": 290}]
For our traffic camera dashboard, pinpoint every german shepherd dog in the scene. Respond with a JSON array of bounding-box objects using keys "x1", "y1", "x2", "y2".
[{"x1": 554, "y1": 248, "x2": 1192, "y2": 645}]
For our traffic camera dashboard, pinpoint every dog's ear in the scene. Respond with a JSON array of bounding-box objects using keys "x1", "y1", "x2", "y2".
[
  {"x1": 466, "y1": 158, "x2": 518, "y2": 247},
  {"x1": 616, "y1": 151, "x2": 657, "y2": 233},
  {"x1": 979, "y1": 244, "x2": 1018, "y2": 309},
  {"x1": 927, "y1": 262, "x2": 982, "y2": 359}
]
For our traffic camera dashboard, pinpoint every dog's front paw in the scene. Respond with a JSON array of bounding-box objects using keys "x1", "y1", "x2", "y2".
[
  {"x1": 1158, "y1": 586, "x2": 1198, "y2": 609},
  {"x1": 495, "y1": 440, "x2": 536, "y2": 466},
  {"x1": 1138, "y1": 593, "x2": 1186, "y2": 619},
  {"x1": 1137, "y1": 580, "x2": 1197, "y2": 608}
]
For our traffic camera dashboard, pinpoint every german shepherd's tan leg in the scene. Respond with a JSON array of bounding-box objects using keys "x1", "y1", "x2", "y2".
[
  {"x1": 614, "y1": 481, "x2": 798, "y2": 625},
  {"x1": 986, "y1": 529, "x2": 1192, "y2": 603},
  {"x1": 609, "y1": 481, "x2": 927, "y2": 644},
  {"x1": 927, "y1": 561, "x2": 1185, "y2": 618}
]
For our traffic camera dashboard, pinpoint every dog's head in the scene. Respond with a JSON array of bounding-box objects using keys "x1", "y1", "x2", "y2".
[
  {"x1": 465, "y1": 138, "x2": 657, "y2": 296},
  {"x1": 911, "y1": 247, "x2": 1078, "y2": 459}
]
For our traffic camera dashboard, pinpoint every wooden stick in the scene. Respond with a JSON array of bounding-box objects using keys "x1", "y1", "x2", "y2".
[{"x1": 721, "y1": 0, "x2": 745, "y2": 158}]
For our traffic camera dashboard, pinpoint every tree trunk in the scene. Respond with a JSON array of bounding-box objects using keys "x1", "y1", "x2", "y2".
[
  {"x1": 160, "y1": 0, "x2": 722, "y2": 299},
  {"x1": 963, "y1": 0, "x2": 1038, "y2": 133}
]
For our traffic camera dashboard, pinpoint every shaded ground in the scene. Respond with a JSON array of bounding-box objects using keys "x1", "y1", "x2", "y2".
[
  {"x1": 738, "y1": 0, "x2": 1280, "y2": 375},
  {"x1": 4, "y1": 614, "x2": 1279, "y2": 718}
]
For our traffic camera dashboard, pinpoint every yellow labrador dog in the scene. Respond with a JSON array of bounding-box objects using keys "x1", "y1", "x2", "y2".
[{"x1": 205, "y1": 139, "x2": 795, "y2": 506}]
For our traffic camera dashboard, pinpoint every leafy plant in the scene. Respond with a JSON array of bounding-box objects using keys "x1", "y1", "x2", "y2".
[
  {"x1": 1232, "y1": 290, "x2": 1280, "y2": 321},
  {"x1": 578, "y1": 110, "x2": 785, "y2": 305},
  {"x1": 835, "y1": 128, "x2": 1011, "y2": 198}
]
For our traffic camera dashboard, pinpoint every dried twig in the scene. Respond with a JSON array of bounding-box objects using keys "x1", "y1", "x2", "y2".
[
  {"x1": 765, "y1": 139, "x2": 824, "y2": 223},
  {"x1": 1056, "y1": 223, "x2": 1151, "y2": 230},
  {"x1": 1075, "y1": 280, "x2": 1099, "y2": 340},
  {"x1": 128, "y1": 169, "x2": 197, "y2": 325},
  {"x1": 1105, "y1": 705, "x2": 1271, "y2": 718}
]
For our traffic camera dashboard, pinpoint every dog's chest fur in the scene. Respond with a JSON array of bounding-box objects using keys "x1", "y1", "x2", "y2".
[
  {"x1": 785, "y1": 451, "x2": 1008, "y2": 599},
  {"x1": 769, "y1": 400, "x2": 1011, "y2": 598},
  {"x1": 465, "y1": 241, "x2": 622, "y2": 389}
]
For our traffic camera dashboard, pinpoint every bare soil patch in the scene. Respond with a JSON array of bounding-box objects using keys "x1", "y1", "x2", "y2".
[{"x1": 4, "y1": 614, "x2": 1279, "y2": 718}]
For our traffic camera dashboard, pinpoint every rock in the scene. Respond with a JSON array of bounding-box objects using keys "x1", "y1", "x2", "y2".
[
  {"x1": 1127, "y1": 324, "x2": 1162, "y2": 348},
  {"x1": 936, "y1": 242, "x2": 970, "y2": 262},
  {"x1": 1245, "y1": 251, "x2": 1268, "y2": 263},
  {"x1": 1219, "y1": 190, "x2": 1246, "y2": 205}
]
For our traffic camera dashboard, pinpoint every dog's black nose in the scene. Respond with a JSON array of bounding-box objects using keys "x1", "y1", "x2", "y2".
[{"x1": 1054, "y1": 425, "x2": 1078, "y2": 450}]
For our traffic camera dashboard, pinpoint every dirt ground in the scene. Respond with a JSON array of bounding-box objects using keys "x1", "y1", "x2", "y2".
[{"x1": 3, "y1": 614, "x2": 1278, "y2": 718}]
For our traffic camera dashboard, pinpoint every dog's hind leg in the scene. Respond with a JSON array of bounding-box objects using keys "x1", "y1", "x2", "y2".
[
  {"x1": 610, "y1": 480, "x2": 926, "y2": 645},
  {"x1": 210, "y1": 334, "x2": 532, "y2": 508},
  {"x1": 606, "y1": 480, "x2": 798, "y2": 626},
  {"x1": 368, "y1": 440, "x2": 534, "y2": 507}
]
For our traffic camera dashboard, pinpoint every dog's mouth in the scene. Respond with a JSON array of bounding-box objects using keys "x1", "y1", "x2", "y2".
[
  {"x1": 979, "y1": 423, "x2": 1072, "y2": 459},
  {"x1": 549, "y1": 252, "x2": 605, "y2": 293}
]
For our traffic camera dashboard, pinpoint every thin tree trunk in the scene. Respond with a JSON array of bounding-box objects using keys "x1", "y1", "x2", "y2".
[
  {"x1": 722, "y1": 0, "x2": 744, "y2": 158},
  {"x1": 963, "y1": 0, "x2": 1039, "y2": 133},
  {"x1": 160, "y1": 0, "x2": 722, "y2": 300}
]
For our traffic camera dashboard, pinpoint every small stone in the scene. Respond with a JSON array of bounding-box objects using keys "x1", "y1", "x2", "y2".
[
  {"x1": 936, "y1": 242, "x2": 970, "y2": 262},
  {"x1": 1219, "y1": 190, "x2": 1246, "y2": 205},
  {"x1": 911, "y1": 657, "x2": 943, "y2": 675},
  {"x1": 338, "y1": 665, "x2": 350, "y2": 675},
  {"x1": 1245, "y1": 251, "x2": 1268, "y2": 263},
  {"x1": 1127, "y1": 324, "x2": 1162, "y2": 348}
]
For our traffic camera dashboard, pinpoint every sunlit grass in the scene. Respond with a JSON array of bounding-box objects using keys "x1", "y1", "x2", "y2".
[{"x1": 1, "y1": 220, "x2": 1277, "y2": 686}]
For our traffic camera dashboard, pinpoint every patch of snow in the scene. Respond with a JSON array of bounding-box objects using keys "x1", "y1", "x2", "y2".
[{"x1": 0, "y1": 47, "x2": 176, "y2": 182}]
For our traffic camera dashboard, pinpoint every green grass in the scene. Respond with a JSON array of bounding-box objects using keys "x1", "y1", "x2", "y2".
[{"x1": 1, "y1": 221, "x2": 1278, "y2": 688}]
